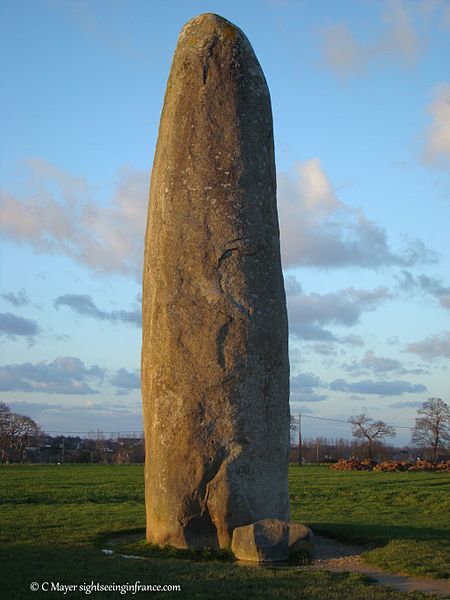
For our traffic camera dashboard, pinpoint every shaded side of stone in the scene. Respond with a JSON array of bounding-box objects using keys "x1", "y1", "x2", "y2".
[
  {"x1": 289, "y1": 523, "x2": 314, "y2": 557},
  {"x1": 231, "y1": 519, "x2": 289, "y2": 562},
  {"x1": 142, "y1": 13, "x2": 290, "y2": 550}
]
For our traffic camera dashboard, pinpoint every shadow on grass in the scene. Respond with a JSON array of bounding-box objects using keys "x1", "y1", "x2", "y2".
[
  {"x1": 95, "y1": 527, "x2": 233, "y2": 562},
  {"x1": 309, "y1": 522, "x2": 450, "y2": 544},
  {"x1": 0, "y1": 545, "x2": 430, "y2": 600},
  {"x1": 95, "y1": 528, "x2": 312, "y2": 566}
]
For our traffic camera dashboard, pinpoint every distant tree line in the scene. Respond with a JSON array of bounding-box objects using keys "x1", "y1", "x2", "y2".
[
  {"x1": 0, "y1": 402, "x2": 144, "y2": 464},
  {"x1": 290, "y1": 398, "x2": 450, "y2": 464},
  {"x1": 34, "y1": 433, "x2": 145, "y2": 465},
  {"x1": 2, "y1": 398, "x2": 449, "y2": 464},
  {"x1": 289, "y1": 436, "x2": 414, "y2": 464}
]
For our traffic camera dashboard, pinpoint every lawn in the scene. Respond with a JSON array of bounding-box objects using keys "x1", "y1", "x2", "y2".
[
  {"x1": 289, "y1": 465, "x2": 450, "y2": 580},
  {"x1": 0, "y1": 464, "x2": 448, "y2": 599}
]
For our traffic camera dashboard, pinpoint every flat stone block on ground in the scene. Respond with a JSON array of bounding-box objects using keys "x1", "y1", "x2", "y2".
[{"x1": 231, "y1": 519, "x2": 289, "y2": 562}]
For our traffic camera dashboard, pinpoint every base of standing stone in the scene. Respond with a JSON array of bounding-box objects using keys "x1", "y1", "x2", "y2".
[{"x1": 231, "y1": 519, "x2": 314, "y2": 563}]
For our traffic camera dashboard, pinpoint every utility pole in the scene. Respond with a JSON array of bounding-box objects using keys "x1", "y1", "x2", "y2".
[
  {"x1": 61, "y1": 437, "x2": 65, "y2": 465},
  {"x1": 298, "y1": 413, "x2": 302, "y2": 466},
  {"x1": 316, "y1": 438, "x2": 319, "y2": 465}
]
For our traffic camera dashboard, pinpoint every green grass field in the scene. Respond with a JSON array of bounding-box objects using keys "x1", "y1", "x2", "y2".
[
  {"x1": 289, "y1": 466, "x2": 450, "y2": 579},
  {"x1": 1, "y1": 464, "x2": 448, "y2": 599}
]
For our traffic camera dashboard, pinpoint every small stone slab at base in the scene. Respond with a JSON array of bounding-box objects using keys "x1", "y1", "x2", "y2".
[
  {"x1": 232, "y1": 519, "x2": 289, "y2": 562},
  {"x1": 231, "y1": 519, "x2": 314, "y2": 563}
]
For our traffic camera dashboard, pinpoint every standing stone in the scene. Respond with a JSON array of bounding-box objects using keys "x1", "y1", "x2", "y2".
[{"x1": 142, "y1": 13, "x2": 290, "y2": 550}]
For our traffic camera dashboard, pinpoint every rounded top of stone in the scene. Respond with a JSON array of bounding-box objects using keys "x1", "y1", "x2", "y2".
[
  {"x1": 179, "y1": 13, "x2": 244, "y2": 43},
  {"x1": 183, "y1": 13, "x2": 238, "y2": 30}
]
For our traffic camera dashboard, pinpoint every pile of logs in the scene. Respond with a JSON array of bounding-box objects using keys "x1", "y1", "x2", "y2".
[{"x1": 330, "y1": 459, "x2": 450, "y2": 472}]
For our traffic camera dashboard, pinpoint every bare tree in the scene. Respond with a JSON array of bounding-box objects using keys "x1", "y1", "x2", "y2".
[
  {"x1": 0, "y1": 402, "x2": 10, "y2": 426},
  {"x1": 349, "y1": 414, "x2": 396, "y2": 459},
  {"x1": 411, "y1": 398, "x2": 450, "y2": 462},
  {"x1": 0, "y1": 402, "x2": 11, "y2": 463},
  {"x1": 0, "y1": 404, "x2": 42, "y2": 463}
]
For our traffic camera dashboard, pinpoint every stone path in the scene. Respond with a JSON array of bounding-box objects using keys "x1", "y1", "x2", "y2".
[{"x1": 288, "y1": 535, "x2": 450, "y2": 598}]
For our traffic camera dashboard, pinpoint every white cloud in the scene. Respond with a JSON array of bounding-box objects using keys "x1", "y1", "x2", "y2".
[
  {"x1": 286, "y1": 279, "x2": 390, "y2": 340},
  {"x1": 443, "y1": 3, "x2": 450, "y2": 30},
  {"x1": 343, "y1": 350, "x2": 427, "y2": 376},
  {"x1": 422, "y1": 83, "x2": 450, "y2": 168},
  {"x1": 330, "y1": 377, "x2": 426, "y2": 395},
  {"x1": 406, "y1": 331, "x2": 450, "y2": 361},
  {"x1": 1, "y1": 157, "x2": 435, "y2": 278},
  {"x1": 381, "y1": 0, "x2": 421, "y2": 68},
  {"x1": 290, "y1": 372, "x2": 328, "y2": 403},
  {"x1": 0, "y1": 356, "x2": 143, "y2": 396},
  {"x1": 320, "y1": 0, "x2": 422, "y2": 80},
  {"x1": 321, "y1": 23, "x2": 365, "y2": 79},
  {"x1": 397, "y1": 270, "x2": 450, "y2": 310},
  {"x1": 7, "y1": 400, "x2": 143, "y2": 435},
  {"x1": 0, "y1": 312, "x2": 40, "y2": 341},
  {"x1": 345, "y1": 351, "x2": 403, "y2": 374},
  {"x1": 390, "y1": 400, "x2": 423, "y2": 409},
  {"x1": 1, "y1": 289, "x2": 30, "y2": 307},
  {"x1": 110, "y1": 368, "x2": 141, "y2": 394},
  {"x1": 0, "y1": 356, "x2": 106, "y2": 395},
  {"x1": 54, "y1": 294, "x2": 141, "y2": 326},
  {"x1": 278, "y1": 159, "x2": 434, "y2": 269},
  {"x1": 0, "y1": 159, "x2": 148, "y2": 278}
]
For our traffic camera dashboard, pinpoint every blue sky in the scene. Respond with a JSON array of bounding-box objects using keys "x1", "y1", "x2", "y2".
[{"x1": 1, "y1": 0, "x2": 449, "y2": 444}]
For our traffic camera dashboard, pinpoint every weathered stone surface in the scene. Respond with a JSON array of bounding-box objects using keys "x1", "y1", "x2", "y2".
[
  {"x1": 231, "y1": 519, "x2": 289, "y2": 562},
  {"x1": 142, "y1": 13, "x2": 290, "y2": 550},
  {"x1": 289, "y1": 523, "x2": 314, "y2": 556}
]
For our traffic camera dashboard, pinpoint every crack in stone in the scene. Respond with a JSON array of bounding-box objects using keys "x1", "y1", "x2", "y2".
[
  {"x1": 217, "y1": 248, "x2": 234, "y2": 284},
  {"x1": 217, "y1": 242, "x2": 260, "y2": 317},
  {"x1": 229, "y1": 298, "x2": 250, "y2": 316},
  {"x1": 227, "y1": 237, "x2": 251, "y2": 245},
  {"x1": 202, "y1": 35, "x2": 219, "y2": 84},
  {"x1": 216, "y1": 316, "x2": 233, "y2": 368}
]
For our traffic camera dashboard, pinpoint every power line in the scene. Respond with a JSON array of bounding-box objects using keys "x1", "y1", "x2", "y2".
[
  {"x1": 301, "y1": 415, "x2": 348, "y2": 424},
  {"x1": 300, "y1": 414, "x2": 414, "y2": 430},
  {"x1": 42, "y1": 413, "x2": 415, "y2": 434}
]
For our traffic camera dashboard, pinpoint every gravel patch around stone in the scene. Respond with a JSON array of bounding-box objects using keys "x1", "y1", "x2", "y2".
[
  {"x1": 308, "y1": 534, "x2": 450, "y2": 598},
  {"x1": 312, "y1": 534, "x2": 368, "y2": 568}
]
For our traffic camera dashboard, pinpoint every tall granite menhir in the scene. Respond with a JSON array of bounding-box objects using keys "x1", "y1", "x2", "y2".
[{"x1": 142, "y1": 13, "x2": 290, "y2": 550}]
